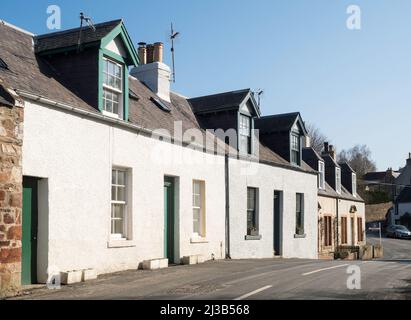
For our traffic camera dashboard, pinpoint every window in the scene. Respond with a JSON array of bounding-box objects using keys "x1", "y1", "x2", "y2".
[
  {"x1": 247, "y1": 187, "x2": 258, "y2": 236},
  {"x1": 324, "y1": 216, "x2": 332, "y2": 247},
  {"x1": 111, "y1": 169, "x2": 127, "y2": 239},
  {"x1": 341, "y1": 217, "x2": 348, "y2": 244},
  {"x1": 335, "y1": 167, "x2": 341, "y2": 194},
  {"x1": 192, "y1": 180, "x2": 206, "y2": 237},
  {"x1": 352, "y1": 173, "x2": 357, "y2": 196},
  {"x1": 357, "y1": 217, "x2": 364, "y2": 242},
  {"x1": 103, "y1": 58, "x2": 123, "y2": 117},
  {"x1": 239, "y1": 114, "x2": 251, "y2": 154},
  {"x1": 291, "y1": 133, "x2": 301, "y2": 166},
  {"x1": 318, "y1": 161, "x2": 325, "y2": 190},
  {"x1": 295, "y1": 193, "x2": 304, "y2": 235}
]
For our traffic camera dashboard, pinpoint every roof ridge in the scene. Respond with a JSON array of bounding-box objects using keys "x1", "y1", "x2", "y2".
[
  {"x1": 34, "y1": 19, "x2": 122, "y2": 39},
  {"x1": 188, "y1": 88, "x2": 250, "y2": 101},
  {"x1": 0, "y1": 19, "x2": 34, "y2": 36},
  {"x1": 258, "y1": 112, "x2": 300, "y2": 120}
]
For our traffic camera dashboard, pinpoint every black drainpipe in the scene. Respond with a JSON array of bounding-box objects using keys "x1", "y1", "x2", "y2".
[{"x1": 225, "y1": 154, "x2": 231, "y2": 259}]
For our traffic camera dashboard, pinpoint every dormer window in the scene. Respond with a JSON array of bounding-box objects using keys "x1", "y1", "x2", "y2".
[
  {"x1": 239, "y1": 114, "x2": 252, "y2": 154},
  {"x1": 291, "y1": 133, "x2": 301, "y2": 166},
  {"x1": 102, "y1": 58, "x2": 123, "y2": 118},
  {"x1": 352, "y1": 173, "x2": 357, "y2": 196},
  {"x1": 336, "y1": 167, "x2": 342, "y2": 194},
  {"x1": 318, "y1": 161, "x2": 325, "y2": 190}
]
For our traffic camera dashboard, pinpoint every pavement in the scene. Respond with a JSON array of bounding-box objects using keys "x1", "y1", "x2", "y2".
[{"x1": 10, "y1": 232, "x2": 411, "y2": 300}]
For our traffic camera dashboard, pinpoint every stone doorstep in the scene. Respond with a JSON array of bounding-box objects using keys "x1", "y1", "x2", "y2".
[
  {"x1": 181, "y1": 254, "x2": 206, "y2": 265},
  {"x1": 142, "y1": 258, "x2": 169, "y2": 270}
]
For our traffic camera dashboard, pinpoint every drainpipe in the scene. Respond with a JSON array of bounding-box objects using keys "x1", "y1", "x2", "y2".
[{"x1": 225, "y1": 154, "x2": 231, "y2": 259}]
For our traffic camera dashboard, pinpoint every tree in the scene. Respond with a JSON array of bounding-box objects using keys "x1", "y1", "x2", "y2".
[
  {"x1": 337, "y1": 144, "x2": 377, "y2": 178},
  {"x1": 305, "y1": 122, "x2": 328, "y2": 154}
]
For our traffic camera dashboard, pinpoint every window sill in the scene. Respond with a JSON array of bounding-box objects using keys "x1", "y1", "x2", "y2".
[
  {"x1": 190, "y1": 237, "x2": 209, "y2": 244},
  {"x1": 245, "y1": 235, "x2": 262, "y2": 241},
  {"x1": 107, "y1": 239, "x2": 136, "y2": 248},
  {"x1": 294, "y1": 234, "x2": 306, "y2": 239},
  {"x1": 102, "y1": 110, "x2": 120, "y2": 119}
]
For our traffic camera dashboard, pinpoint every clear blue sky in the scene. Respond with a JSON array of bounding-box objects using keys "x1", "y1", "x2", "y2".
[{"x1": 2, "y1": 0, "x2": 411, "y2": 170}]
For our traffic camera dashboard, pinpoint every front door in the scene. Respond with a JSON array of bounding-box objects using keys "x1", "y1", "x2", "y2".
[
  {"x1": 273, "y1": 191, "x2": 282, "y2": 256},
  {"x1": 22, "y1": 177, "x2": 38, "y2": 285},
  {"x1": 164, "y1": 177, "x2": 175, "y2": 262}
]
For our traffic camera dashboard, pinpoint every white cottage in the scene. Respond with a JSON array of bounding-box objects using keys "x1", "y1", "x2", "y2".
[{"x1": 0, "y1": 18, "x2": 318, "y2": 292}]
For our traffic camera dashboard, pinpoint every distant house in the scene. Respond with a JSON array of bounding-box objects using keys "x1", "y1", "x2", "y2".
[
  {"x1": 363, "y1": 169, "x2": 400, "y2": 201},
  {"x1": 392, "y1": 187, "x2": 411, "y2": 229},
  {"x1": 303, "y1": 143, "x2": 366, "y2": 259}
]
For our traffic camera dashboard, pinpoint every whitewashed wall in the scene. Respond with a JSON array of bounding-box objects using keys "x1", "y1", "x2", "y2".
[
  {"x1": 228, "y1": 159, "x2": 318, "y2": 259},
  {"x1": 338, "y1": 199, "x2": 366, "y2": 246},
  {"x1": 22, "y1": 100, "x2": 226, "y2": 281}
]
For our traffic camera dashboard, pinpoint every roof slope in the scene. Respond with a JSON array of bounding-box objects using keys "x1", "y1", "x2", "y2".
[
  {"x1": 34, "y1": 19, "x2": 122, "y2": 53},
  {"x1": 188, "y1": 89, "x2": 250, "y2": 114},
  {"x1": 255, "y1": 112, "x2": 301, "y2": 133}
]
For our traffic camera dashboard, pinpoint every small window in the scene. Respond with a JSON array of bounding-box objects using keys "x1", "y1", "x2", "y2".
[
  {"x1": 352, "y1": 173, "x2": 357, "y2": 196},
  {"x1": 295, "y1": 193, "x2": 304, "y2": 235},
  {"x1": 318, "y1": 161, "x2": 325, "y2": 190},
  {"x1": 192, "y1": 180, "x2": 206, "y2": 237},
  {"x1": 247, "y1": 187, "x2": 259, "y2": 236},
  {"x1": 335, "y1": 167, "x2": 342, "y2": 194},
  {"x1": 239, "y1": 114, "x2": 251, "y2": 154},
  {"x1": 111, "y1": 169, "x2": 128, "y2": 239},
  {"x1": 0, "y1": 58, "x2": 8, "y2": 70},
  {"x1": 150, "y1": 96, "x2": 170, "y2": 112},
  {"x1": 324, "y1": 216, "x2": 332, "y2": 247},
  {"x1": 291, "y1": 133, "x2": 301, "y2": 166},
  {"x1": 103, "y1": 58, "x2": 123, "y2": 118}
]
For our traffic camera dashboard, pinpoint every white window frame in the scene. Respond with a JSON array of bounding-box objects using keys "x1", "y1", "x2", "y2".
[
  {"x1": 103, "y1": 57, "x2": 123, "y2": 118},
  {"x1": 111, "y1": 168, "x2": 127, "y2": 240},
  {"x1": 336, "y1": 167, "x2": 342, "y2": 194},
  {"x1": 318, "y1": 161, "x2": 325, "y2": 190},
  {"x1": 239, "y1": 114, "x2": 251, "y2": 155},
  {"x1": 291, "y1": 133, "x2": 301, "y2": 166},
  {"x1": 192, "y1": 180, "x2": 206, "y2": 238},
  {"x1": 352, "y1": 173, "x2": 357, "y2": 196}
]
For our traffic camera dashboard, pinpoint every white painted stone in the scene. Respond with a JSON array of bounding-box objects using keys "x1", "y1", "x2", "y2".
[
  {"x1": 60, "y1": 270, "x2": 82, "y2": 285},
  {"x1": 82, "y1": 269, "x2": 98, "y2": 281},
  {"x1": 196, "y1": 255, "x2": 205, "y2": 264},
  {"x1": 181, "y1": 255, "x2": 198, "y2": 265},
  {"x1": 142, "y1": 258, "x2": 168, "y2": 270}
]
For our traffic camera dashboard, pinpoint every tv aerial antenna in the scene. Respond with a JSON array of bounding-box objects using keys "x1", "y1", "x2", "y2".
[
  {"x1": 170, "y1": 23, "x2": 180, "y2": 83},
  {"x1": 77, "y1": 12, "x2": 96, "y2": 51},
  {"x1": 255, "y1": 89, "x2": 264, "y2": 109}
]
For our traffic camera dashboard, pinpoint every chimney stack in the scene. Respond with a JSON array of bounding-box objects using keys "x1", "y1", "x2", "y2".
[
  {"x1": 322, "y1": 142, "x2": 336, "y2": 160},
  {"x1": 138, "y1": 42, "x2": 147, "y2": 65},
  {"x1": 130, "y1": 41, "x2": 171, "y2": 103},
  {"x1": 407, "y1": 153, "x2": 411, "y2": 167}
]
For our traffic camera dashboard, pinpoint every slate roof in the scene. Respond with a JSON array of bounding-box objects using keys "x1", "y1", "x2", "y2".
[
  {"x1": 255, "y1": 112, "x2": 302, "y2": 133},
  {"x1": 363, "y1": 171, "x2": 387, "y2": 182},
  {"x1": 396, "y1": 187, "x2": 411, "y2": 203},
  {"x1": 188, "y1": 89, "x2": 250, "y2": 114},
  {"x1": 339, "y1": 162, "x2": 355, "y2": 173},
  {"x1": 0, "y1": 20, "x2": 316, "y2": 175},
  {"x1": 34, "y1": 19, "x2": 122, "y2": 53}
]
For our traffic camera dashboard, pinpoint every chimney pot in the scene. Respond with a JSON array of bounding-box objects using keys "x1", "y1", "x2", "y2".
[
  {"x1": 153, "y1": 42, "x2": 164, "y2": 63},
  {"x1": 146, "y1": 44, "x2": 155, "y2": 64},
  {"x1": 138, "y1": 42, "x2": 147, "y2": 65}
]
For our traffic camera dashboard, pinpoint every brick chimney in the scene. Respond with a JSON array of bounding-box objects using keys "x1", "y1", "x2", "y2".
[
  {"x1": 407, "y1": 153, "x2": 411, "y2": 167},
  {"x1": 130, "y1": 41, "x2": 171, "y2": 102},
  {"x1": 322, "y1": 141, "x2": 336, "y2": 160}
]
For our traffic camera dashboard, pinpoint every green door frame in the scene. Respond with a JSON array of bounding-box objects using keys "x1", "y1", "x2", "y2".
[
  {"x1": 164, "y1": 177, "x2": 175, "y2": 262},
  {"x1": 22, "y1": 177, "x2": 39, "y2": 285}
]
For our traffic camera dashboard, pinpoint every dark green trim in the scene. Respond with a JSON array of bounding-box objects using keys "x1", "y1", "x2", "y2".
[
  {"x1": 98, "y1": 50, "x2": 104, "y2": 112},
  {"x1": 100, "y1": 22, "x2": 139, "y2": 66}
]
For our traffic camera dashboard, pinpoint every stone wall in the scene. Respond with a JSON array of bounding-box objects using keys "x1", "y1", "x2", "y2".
[{"x1": 0, "y1": 101, "x2": 23, "y2": 297}]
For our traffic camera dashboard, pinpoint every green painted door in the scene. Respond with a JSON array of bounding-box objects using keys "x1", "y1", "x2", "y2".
[
  {"x1": 22, "y1": 177, "x2": 38, "y2": 285},
  {"x1": 164, "y1": 177, "x2": 174, "y2": 262}
]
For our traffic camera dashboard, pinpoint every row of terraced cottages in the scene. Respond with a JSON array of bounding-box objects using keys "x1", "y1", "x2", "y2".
[{"x1": 0, "y1": 18, "x2": 365, "y2": 294}]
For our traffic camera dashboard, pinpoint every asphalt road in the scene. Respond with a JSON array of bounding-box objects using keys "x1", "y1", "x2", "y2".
[{"x1": 11, "y1": 233, "x2": 411, "y2": 300}]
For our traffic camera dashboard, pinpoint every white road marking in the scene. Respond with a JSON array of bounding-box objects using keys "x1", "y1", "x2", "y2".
[
  {"x1": 302, "y1": 264, "x2": 349, "y2": 276},
  {"x1": 234, "y1": 285, "x2": 273, "y2": 300}
]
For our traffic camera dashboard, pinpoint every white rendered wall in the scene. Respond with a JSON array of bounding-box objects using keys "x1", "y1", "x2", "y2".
[
  {"x1": 22, "y1": 100, "x2": 226, "y2": 279},
  {"x1": 337, "y1": 199, "x2": 366, "y2": 246},
  {"x1": 228, "y1": 159, "x2": 318, "y2": 259}
]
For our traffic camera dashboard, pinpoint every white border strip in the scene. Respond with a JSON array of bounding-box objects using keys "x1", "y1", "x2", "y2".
[{"x1": 234, "y1": 285, "x2": 272, "y2": 300}]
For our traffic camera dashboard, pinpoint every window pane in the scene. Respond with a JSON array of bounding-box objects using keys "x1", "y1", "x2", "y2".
[
  {"x1": 247, "y1": 188, "x2": 255, "y2": 210},
  {"x1": 112, "y1": 219, "x2": 123, "y2": 235},
  {"x1": 117, "y1": 170, "x2": 125, "y2": 185},
  {"x1": 117, "y1": 186, "x2": 126, "y2": 201},
  {"x1": 193, "y1": 181, "x2": 200, "y2": 194},
  {"x1": 112, "y1": 170, "x2": 116, "y2": 184},
  {"x1": 193, "y1": 194, "x2": 201, "y2": 207},
  {"x1": 111, "y1": 186, "x2": 116, "y2": 201},
  {"x1": 112, "y1": 204, "x2": 123, "y2": 219}
]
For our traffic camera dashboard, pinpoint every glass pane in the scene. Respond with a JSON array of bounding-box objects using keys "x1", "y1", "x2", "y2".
[
  {"x1": 193, "y1": 220, "x2": 200, "y2": 234},
  {"x1": 112, "y1": 170, "x2": 116, "y2": 184},
  {"x1": 117, "y1": 171, "x2": 125, "y2": 185},
  {"x1": 193, "y1": 181, "x2": 200, "y2": 194},
  {"x1": 117, "y1": 186, "x2": 126, "y2": 201},
  {"x1": 113, "y1": 102, "x2": 118, "y2": 115},
  {"x1": 111, "y1": 186, "x2": 116, "y2": 201},
  {"x1": 247, "y1": 188, "x2": 255, "y2": 210},
  {"x1": 296, "y1": 194, "x2": 301, "y2": 212},
  {"x1": 113, "y1": 204, "x2": 124, "y2": 219},
  {"x1": 112, "y1": 219, "x2": 123, "y2": 235}
]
